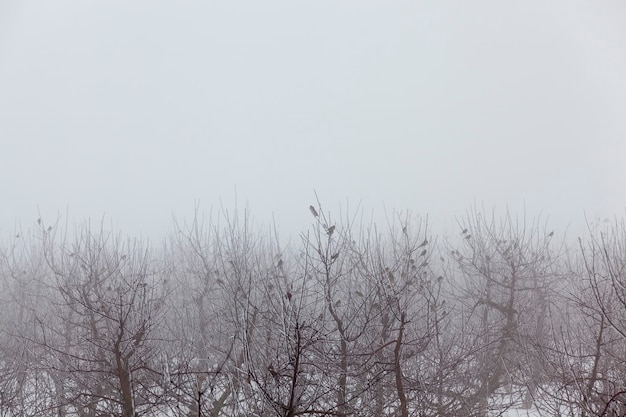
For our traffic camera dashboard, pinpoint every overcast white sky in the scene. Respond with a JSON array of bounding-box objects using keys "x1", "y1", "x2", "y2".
[{"x1": 1, "y1": 0, "x2": 626, "y2": 241}]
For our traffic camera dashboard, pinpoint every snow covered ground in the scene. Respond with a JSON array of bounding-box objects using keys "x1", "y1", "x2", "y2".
[{"x1": 503, "y1": 408, "x2": 541, "y2": 417}]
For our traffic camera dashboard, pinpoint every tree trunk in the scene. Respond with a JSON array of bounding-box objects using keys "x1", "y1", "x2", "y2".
[{"x1": 394, "y1": 312, "x2": 408, "y2": 417}]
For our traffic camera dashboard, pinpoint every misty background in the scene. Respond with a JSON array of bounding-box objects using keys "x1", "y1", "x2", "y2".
[{"x1": 1, "y1": 0, "x2": 626, "y2": 240}]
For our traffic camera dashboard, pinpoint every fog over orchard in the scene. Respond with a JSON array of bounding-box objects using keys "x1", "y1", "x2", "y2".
[
  {"x1": 1, "y1": 206, "x2": 626, "y2": 416},
  {"x1": 1, "y1": 0, "x2": 626, "y2": 416}
]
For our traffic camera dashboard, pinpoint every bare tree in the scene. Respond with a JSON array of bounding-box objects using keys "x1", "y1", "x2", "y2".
[
  {"x1": 303, "y1": 205, "x2": 446, "y2": 417},
  {"x1": 34, "y1": 220, "x2": 167, "y2": 417},
  {"x1": 570, "y1": 219, "x2": 626, "y2": 417},
  {"x1": 449, "y1": 208, "x2": 560, "y2": 416}
]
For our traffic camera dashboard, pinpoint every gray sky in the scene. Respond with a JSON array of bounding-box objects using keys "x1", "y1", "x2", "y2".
[{"x1": 1, "y1": 0, "x2": 626, "y2": 241}]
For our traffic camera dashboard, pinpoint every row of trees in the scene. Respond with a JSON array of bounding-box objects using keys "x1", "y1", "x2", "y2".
[{"x1": 0, "y1": 205, "x2": 625, "y2": 416}]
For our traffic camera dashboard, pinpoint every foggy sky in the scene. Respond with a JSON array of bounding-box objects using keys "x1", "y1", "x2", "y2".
[{"x1": 1, "y1": 0, "x2": 626, "y2": 241}]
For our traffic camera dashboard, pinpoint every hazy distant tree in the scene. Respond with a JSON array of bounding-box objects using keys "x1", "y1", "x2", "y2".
[
  {"x1": 0, "y1": 229, "x2": 58, "y2": 417},
  {"x1": 162, "y1": 210, "x2": 242, "y2": 417},
  {"x1": 449, "y1": 208, "x2": 560, "y2": 416}
]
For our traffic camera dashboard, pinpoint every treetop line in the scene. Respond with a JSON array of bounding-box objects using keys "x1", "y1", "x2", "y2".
[{"x1": 0, "y1": 205, "x2": 625, "y2": 417}]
